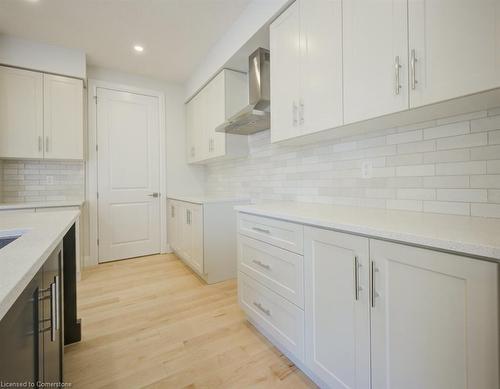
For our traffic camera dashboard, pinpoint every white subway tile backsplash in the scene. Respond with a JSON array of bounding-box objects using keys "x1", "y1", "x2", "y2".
[
  {"x1": 470, "y1": 175, "x2": 500, "y2": 189},
  {"x1": 470, "y1": 145, "x2": 500, "y2": 160},
  {"x1": 387, "y1": 199, "x2": 423, "y2": 212},
  {"x1": 471, "y1": 115, "x2": 500, "y2": 132},
  {"x1": 435, "y1": 161, "x2": 486, "y2": 175},
  {"x1": 436, "y1": 133, "x2": 487, "y2": 150},
  {"x1": 396, "y1": 164, "x2": 435, "y2": 177},
  {"x1": 423, "y1": 149, "x2": 470, "y2": 164},
  {"x1": 487, "y1": 160, "x2": 500, "y2": 174},
  {"x1": 423, "y1": 121, "x2": 470, "y2": 140},
  {"x1": 397, "y1": 188, "x2": 436, "y2": 200},
  {"x1": 0, "y1": 160, "x2": 84, "y2": 203},
  {"x1": 387, "y1": 130, "x2": 422, "y2": 145},
  {"x1": 471, "y1": 203, "x2": 500, "y2": 218},
  {"x1": 206, "y1": 110, "x2": 500, "y2": 218},
  {"x1": 423, "y1": 201, "x2": 470, "y2": 216},
  {"x1": 437, "y1": 189, "x2": 488, "y2": 203}
]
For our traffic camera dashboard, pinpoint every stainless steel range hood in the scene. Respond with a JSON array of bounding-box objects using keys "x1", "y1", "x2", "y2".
[{"x1": 216, "y1": 48, "x2": 270, "y2": 135}]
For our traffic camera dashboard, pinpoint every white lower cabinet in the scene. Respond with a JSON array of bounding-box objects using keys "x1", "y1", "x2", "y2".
[
  {"x1": 304, "y1": 227, "x2": 370, "y2": 389},
  {"x1": 237, "y1": 212, "x2": 499, "y2": 389},
  {"x1": 370, "y1": 239, "x2": 499, "y2": 389},
  {"x1": 168, "y1": 198, "x2": 247, "y2": 284}
]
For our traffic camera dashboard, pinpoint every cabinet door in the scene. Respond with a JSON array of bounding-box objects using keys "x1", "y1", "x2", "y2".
[
  {"x1": 408, "y1": 0, "x2": 500, "y2": 108},
  {"x1": 186, "y1": 98, "x2": 196, "y2": 163},
  {"x1": 270, "y1": 1, "x2": 301, "y2": 143},
  {"x1": 304, "y1": 227, "x2": 370, "y2": 389},
  {"x1": 0, "y1": 268, "x2": 43, "y2": 385},
  {"x1": 206, "y1": 70, "x2": 226, "y2": 159},
  {"x1": 370, "y1": 240, "x2": 499, "y2": 389},
  {"x1": 177, "y1": 203, "x2": 191, "y2": 261},
  {"x1": 343, "y1": 0, "x2": 408, "y2": 124},
  {"x1": 299, "y1": 0, "x2": 343, "y2": 135},
  {"x1": 43, "y1": 74, "x2": 83, "y2": 160},
  {"x1": 0, "y1": 66, "x2": 43, "y2": 159},
  {"x1": 167, "y1": 200, "x2": 178, "y2": 252},
  {"x1": 188, "y1": 204, "x2": 204, "y2": 275},
  {"x1": 42, "y1": 243, "x2": 63, "y2": 384}
]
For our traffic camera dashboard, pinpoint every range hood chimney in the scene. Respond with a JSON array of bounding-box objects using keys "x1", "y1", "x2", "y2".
[{"x1": 216, "y1": 48, "x2": 270, "y2": 135}]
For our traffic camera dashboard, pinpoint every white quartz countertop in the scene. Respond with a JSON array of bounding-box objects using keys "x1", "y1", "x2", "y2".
[
  {"x1": 168, "y1": 195, "x2": 249, "y2": 204},
  {"x1": 235, "y1": 202, "x2": 500, "y2": 261},
  {"x1": 0, "y1": 200, "x2": 84, "y2": 211},
  {"x1": 0, "y1": 210, "x2": 80, "y2": 320}
]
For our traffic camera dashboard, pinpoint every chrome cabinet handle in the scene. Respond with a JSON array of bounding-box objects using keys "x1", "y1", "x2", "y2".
[
  {"x1": 252, "y1": 259, "x2": 271, "y2": 270},
  {"x1": 45, "y1": 136, "x2": 50, "y2": 153},
  {"x1": 252, "y1": 227, "x2": 270, "y2": 234},
  {"x1": 147, "y1": 192, "x2": 159, "y2": 198},
  {"x1": 54, "y1": 275, "x2": 60, "y2": 331},
  {"x1": 410, "y1": 49, "x2": 418, "y2": 90},
  {"x1": 299, "y1": 99, "x2": 304, "y2": 125},
  {"x1": 292, "y1": 101, "x2": 298, "y2": 126},
  {"x1": 371, "y1": 261, "x2": 379, "y2": 308},
  {"x1": 50, "y1": 282, "x2": 56, "y2": 342},
  {"x1": 38, "y1": 136, "x2": 43, "y2": 152},
  {"x1": 253, "y1": 301, "x2": 271, "y2": 316},
  {"x1": 354, "y1": 256, "x2": 361, "y2": 301},
  {"x1": 395, "y1": 55, "x2": 402, "y2": 95}
]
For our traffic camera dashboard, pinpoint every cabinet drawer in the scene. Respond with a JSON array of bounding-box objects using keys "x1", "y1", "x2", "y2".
[
  {"x1": 239, "y1": 272, "x2": 304, "y2": 361},
  {"x1": 239, "y1": 235, "x2": 304, "y2": 308},
  {"x1": 238, "y1": 213, "x2": 303, "y2": 254}
]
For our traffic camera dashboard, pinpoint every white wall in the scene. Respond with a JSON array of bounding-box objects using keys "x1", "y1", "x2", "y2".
[
  {"x1": 0, "y1": 34, "x2": 86, "y2": 79},
  {"x1": 185, "y1": 0, "x2": 290, "y2": 100},
  {"x1": 87, "y1": 66, "x2": 205, "y2": 197}
]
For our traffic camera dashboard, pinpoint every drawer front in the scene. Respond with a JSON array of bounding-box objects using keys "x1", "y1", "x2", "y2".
[
  {"x1": 239, "y1": 272, "x2": 305, "y2": 361},
  {"x1": 239, "y1": 235, "x2": 304, "y2": 308},
  {"x1": 238, "y1": 213, "x2": 303, "y2": 254}
]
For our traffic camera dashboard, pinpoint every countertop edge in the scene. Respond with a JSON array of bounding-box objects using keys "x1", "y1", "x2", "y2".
[
  {"x1": 0, "y1": 211, "x2": 81, "y2": 321},
  {"x1": 235, "y1": 205, "x2": 500, "y2": 262}
]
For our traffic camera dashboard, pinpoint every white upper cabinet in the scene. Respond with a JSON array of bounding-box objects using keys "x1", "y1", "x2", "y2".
[
  {"x1": 408, "y1": 0, "x2": 500, "y2": 108},
  {"x1": 271, "y1": 0, "x2": 343, "y2": 143},
  {"x1": 0, "y1": 67, "x2": 43, "y2": 159},
  {"x1": 185, "y1": 69, "x2": 248, "y2": 164},
  {"x1": 43, "y1": 74, "x2": 83, "y2": 160},
  {"x1": 299, "y1": 0, "x2": 343, "y2": 135},
  {"x1": 0, "y1": 66, "x2": 83, "y2": 160},
  {"x1": 270, "y1": 1, "x2": 301, "y2": 143},
  {"x1": 370, "y1": 239, "x2": 499, "y2": 389},
  {"x1": 343, "y1": 0, "x2": 409, "y2": 124}
]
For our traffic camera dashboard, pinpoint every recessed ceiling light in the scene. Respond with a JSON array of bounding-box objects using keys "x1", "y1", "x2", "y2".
[{"x1": 133, "y1": 45, "x2": 144, "y2": 53}]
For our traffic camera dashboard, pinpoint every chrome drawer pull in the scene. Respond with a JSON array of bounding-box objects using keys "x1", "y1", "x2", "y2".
[
  {"x1": 252, "y1": 259, "x2": 271, "y2": 270},
  {"x1": 253, "y1": 301, "x2": 271, "y2": 316},
  {"x1": 252, "y1": 227, "x2": 271, "y2": 234}
]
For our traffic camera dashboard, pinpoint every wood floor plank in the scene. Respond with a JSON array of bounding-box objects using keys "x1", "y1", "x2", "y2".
[{"x1": 65, "y1": 254, "x2": 317, "y2": 388}]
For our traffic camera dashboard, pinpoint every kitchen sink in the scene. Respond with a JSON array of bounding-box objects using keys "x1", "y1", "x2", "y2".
[{"x1": 0, "y1": 230, "x2": 26, "y2": 250}]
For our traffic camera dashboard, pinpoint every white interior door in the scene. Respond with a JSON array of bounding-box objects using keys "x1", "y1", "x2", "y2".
[{"x1": 97, "y1": 87, "x2": 161, "y2": 262}]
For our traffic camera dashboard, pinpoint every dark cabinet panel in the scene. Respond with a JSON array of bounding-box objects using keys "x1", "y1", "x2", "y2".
[{"x1": 0, "y1": 269, "x2": 42, "y2": 385}]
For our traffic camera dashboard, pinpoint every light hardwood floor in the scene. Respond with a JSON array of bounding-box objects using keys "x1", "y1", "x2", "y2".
[{"x1": 65, "y1": 254, "x2": 316, "y2": 388}]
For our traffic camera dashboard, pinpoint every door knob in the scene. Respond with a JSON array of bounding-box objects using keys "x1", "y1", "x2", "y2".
[{"x1": 148, "y1": 192, "x2": 160, "y2": 198}]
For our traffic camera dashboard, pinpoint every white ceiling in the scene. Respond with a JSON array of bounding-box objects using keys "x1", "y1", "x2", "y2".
[{"x1": 0, "y1": 0, "x2": 253, "y2": 83}]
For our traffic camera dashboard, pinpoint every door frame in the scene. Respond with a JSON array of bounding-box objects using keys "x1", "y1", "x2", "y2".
[{"x1": 86, "y1": 79, "x2": 167, "y2": 266}]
